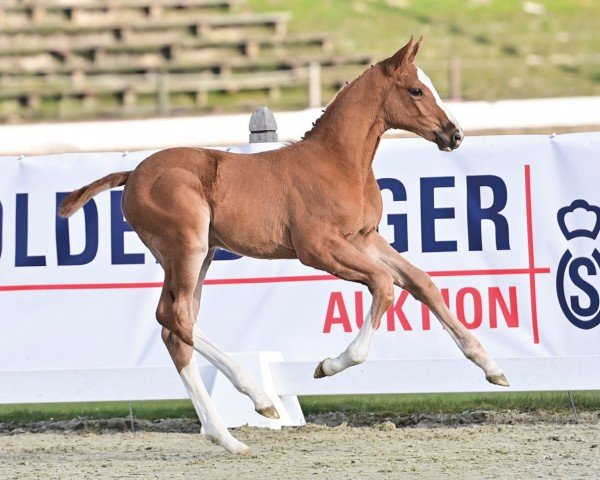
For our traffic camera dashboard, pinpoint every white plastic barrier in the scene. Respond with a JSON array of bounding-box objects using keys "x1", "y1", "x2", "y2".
[
  {"x1": 0, "y1": 352, "x2": 305, "y2": 429},
  {"x1": 270, "y1": 357, "x2": 600, "y2": 396},
  {"x1": 1, "y1": 133, "x2": 599, "y2": 428}
]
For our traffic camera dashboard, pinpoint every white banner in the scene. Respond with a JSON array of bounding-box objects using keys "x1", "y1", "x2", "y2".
[{"x1": 1, "y1": 133, "x2": 599, "y2": 400}]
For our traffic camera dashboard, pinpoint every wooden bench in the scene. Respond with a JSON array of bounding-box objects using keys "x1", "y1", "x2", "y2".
[
  {"x1": 0, "y1": 1, "x2": 368, "y2": 121},
  {"x1": 0, "y1": 58, "x2": 369, "y2": 96},
  {"x1": 0, "y1": 0, "x2": 244, "y2": 26},
  {"x1": 0, "y1": 33, "x2": 333, "y2": 74},
  {"x1": 0, "y1": 12, "x2": 290, "y2": 36},
  {"x1": 0, "y1": 62, "x2": 368, "y2": 120},
  {"x1": 0, "y1": 53, "x2": 373, "y2": 77},
  {"x1": 0, "y1": 13, "x2": 291, "y2": 54},
  {"x1": 0, "y1": 0, "x2": 243, "y2": 7}
]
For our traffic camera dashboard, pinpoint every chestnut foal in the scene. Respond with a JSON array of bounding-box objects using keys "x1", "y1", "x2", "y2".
[{"x1": 59, "y1": 37, "x2": 509, "y2": 454}]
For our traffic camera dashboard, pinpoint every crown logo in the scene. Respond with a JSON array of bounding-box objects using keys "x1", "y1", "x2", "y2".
[{"x1": 557, "y1": 200, "x2": 600, "y2": 240}]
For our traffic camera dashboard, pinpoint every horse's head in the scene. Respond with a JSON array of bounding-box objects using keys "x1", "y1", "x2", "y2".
[{"x1": 381, "y1": 36, "x2": 464, "y2": 151}]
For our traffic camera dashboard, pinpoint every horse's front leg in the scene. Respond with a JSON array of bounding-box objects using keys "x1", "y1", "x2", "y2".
[
  {"x1": 363, "y1": 233, "x2": 509, "y2": 387},
  {"x1": 314, "y1": 300, "x2": 378, "y2": 379},
  {"x1": 295, "y1": 235, "x2": 395, "y2": 378}
]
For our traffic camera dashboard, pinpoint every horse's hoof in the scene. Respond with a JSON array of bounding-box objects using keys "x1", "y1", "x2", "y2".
[
  {"x1": 226, "y1": 441, "x2": 251, "y2": 455},
  {"x1": 256, "y1": 405, "x2": 280, "y2": 419},
  {"x1": 207, "y1": 434, "x2": 251, "y2": 455},
  {"x1": 486, "y1": 373, "x2": 510, "y2": 387},
  {"x1": 314, "y1": 359, "x2": 329, "y2": 379},
  {"x1": 232, "y1": 444, "x2": 252, "y2": 455}
]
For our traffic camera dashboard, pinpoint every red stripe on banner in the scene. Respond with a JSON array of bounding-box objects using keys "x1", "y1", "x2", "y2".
[
  {"x1": 524, "y1": 164, "x2": 541, "y2": 344},
  {"x1": 0, "y1": 282, "x2": 164, "y2": 292},
  {"x1": 0, "y1": 267, "x2": 551, "y2": 292},
  {"x1": 429, "y1": 267, "x2": 550, "y2": 277},
  {"x1": 0, "y1": 275, "x2": 337, "y2": 291}
]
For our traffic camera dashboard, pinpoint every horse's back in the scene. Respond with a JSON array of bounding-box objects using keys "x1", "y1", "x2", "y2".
[
  {"x1": 206, "y1": 149, "x2": 298, "y2": 259},
  {"x1": 122, "y1": 146, "x2": 296, "y2": 259}
]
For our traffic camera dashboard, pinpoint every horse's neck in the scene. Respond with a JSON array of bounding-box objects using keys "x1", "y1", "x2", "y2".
[{"x1": 304, "y1": 68, "x2": 387, "y2": 182}]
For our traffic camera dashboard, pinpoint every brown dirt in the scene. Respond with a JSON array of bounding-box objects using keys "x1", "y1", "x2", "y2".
[{"x1": 1, "y1": 412, "x2": 598, "y2": 479}]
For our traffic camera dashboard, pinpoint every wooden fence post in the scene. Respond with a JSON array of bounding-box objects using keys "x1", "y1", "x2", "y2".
[
  {"x1": 156, "y1": 72, "x2": 170, "y2": 115},
  {"x1": 249, "y1": 106, "x2": 278, "y2": 143},
  {"x1": 448, "y1": 57, "x2": 462, "y2": 101},
  {"x1": 308, "y1": 61, "x2": 321, "y2": 108}
]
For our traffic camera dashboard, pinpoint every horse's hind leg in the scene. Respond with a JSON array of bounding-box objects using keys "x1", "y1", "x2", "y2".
[
  {"x1": 192, "y1": 328, "x2": 280, "y2": 419},
  {"x1": 190, "y1": 248, "x2": 280, "y2": 419},
  {"x1": 157, "y1": 247, "x2": 249, "y2": 454},
  {"x1": 161, "y1": 328, "x2": 249, "y2": 454},
  {"x1": 158, "y1": 236, "x2": 279, "y2": 452}
]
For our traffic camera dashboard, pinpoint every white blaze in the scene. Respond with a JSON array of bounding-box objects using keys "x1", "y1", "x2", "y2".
[{"x1": 417, "y1": 67, "x2": 461, "y2": 132}]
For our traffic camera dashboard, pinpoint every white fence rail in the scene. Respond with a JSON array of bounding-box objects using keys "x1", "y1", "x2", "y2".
[
  {"x1": 3, "y1": 356, "x2": 598, "y2": 404},
  {"x1": 2, "y1": 355, "x2": 598, "y2": 428}
]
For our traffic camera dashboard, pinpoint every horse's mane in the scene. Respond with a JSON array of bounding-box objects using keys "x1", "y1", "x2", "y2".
[{"x1": 302, "y1": 65, "x2": 375, "y2": 141}]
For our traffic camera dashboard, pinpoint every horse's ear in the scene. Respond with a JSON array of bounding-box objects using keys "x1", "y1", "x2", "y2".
[
  {"x1": 385, "y1": 36, "x2": 423, "y2": 75},
  {"x1": 410, "y1": 36, "x2": 423, "y2": 62}
]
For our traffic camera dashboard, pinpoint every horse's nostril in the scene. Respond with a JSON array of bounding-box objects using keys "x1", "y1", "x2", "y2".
[{"x1": 453, "y1": 131, "x2": 463, "y2": 143}]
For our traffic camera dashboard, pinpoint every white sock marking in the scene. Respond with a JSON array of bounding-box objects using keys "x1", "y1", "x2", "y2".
[
  {"x1": 322, "y1": 308, "x2": 375, "y2": 376},
  {"x1": 180, "y1": 356, "x2": 249, "y2": 454},
  {"x1": 192, "y1": 325, "x2": 273, "y2": 411}
]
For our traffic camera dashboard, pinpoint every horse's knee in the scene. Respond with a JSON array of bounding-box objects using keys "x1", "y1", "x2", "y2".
[{"x1": 370, "y1": 272, "x2": 395, "y2": 309}]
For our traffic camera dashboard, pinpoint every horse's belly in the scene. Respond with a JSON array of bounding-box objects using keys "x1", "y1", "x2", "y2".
[
  {"x1": 220, "y1": 242, "x2": 297, "y2": 260},
  {"x1": 209, "y1": 218, "x2": 296, "y2": 260}
]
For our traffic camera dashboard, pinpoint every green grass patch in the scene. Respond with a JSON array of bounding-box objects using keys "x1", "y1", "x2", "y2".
[
  {"x1": 300, "y1": 391, "x2": 600, "y2": 415},
  {"x1": 248, "y1": 0, "x2": 600, "y2": 100},
  {"x1": 1, "y1": 391, "x2": 598, "y2": 424},
  {"x1": 0, "y1": 400, "x2": 197, "y2": 424}
]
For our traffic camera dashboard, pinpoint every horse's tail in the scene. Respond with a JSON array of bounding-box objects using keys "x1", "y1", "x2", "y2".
[{"x1": 58, "y1": 171, "x2": 131, "y2": 218}]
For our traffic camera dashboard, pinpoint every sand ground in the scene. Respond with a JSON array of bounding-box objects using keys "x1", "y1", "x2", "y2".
[{"x1": 1, "y1": 412, "x2": 598, "y2": 479}]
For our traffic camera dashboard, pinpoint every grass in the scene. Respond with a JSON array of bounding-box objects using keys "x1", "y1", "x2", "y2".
[
  {"x1": 1, "y1": 391, "x2": 598, "y2": 424},
  {"x1": 0, "y1": 400, "x2": 196, "y2": 424},
  {"x1": 300, "y1": 391, "x2": 600, "y2": 415},
  {"x1": 248, "y1": 0, "x2": 600, "y2": 101}
]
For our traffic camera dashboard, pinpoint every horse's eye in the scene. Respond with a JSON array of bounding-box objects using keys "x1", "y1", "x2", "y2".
[{"x1": 410, "y1": 87, "x2": 424, "y2": 97}]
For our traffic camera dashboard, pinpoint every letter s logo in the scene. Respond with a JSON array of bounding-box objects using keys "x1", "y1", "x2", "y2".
[
  {"x1": 556, "y1": 249, "x2": 600, "y2": 329},
  {"x1": 556, "y1": 200, "x2": 600, "y2": 330}
]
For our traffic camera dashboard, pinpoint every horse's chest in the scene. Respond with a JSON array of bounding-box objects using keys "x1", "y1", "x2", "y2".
[
  {"x1": 360, "y1": 192, "x2": 382, "y2": 230},
  {"x1": 360, "y1": 179, "x2": 383, "y2": 227},
  {"x1": 334, "y1": 184, "x2": 382, "y2": 235}
]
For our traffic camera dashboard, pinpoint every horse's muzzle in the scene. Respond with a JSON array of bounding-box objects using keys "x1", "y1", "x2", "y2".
[{"x1": 435, "y1": 126, "x2": 464, "y2": 152}]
